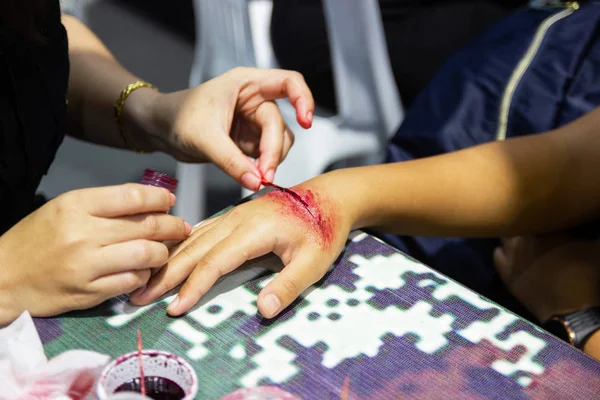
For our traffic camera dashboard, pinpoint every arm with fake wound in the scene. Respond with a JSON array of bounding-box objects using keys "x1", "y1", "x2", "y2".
[{"x1": 323, "y1": 106, "x2": 600, "y2": 237}]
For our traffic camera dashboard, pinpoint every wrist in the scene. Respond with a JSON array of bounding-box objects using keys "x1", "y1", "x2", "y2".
[
  {"x1": 583, "y1": 329, "x2": 600, "y2": 360},
  {"x1": 122, "y1": 86, "x2": 165, "y2": 152},
  {"x1": 302, "y1": 168, "x2": 373, "y2": 232}
]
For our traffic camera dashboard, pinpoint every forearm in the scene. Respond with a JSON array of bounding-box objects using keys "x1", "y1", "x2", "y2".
[
  {"x1": 324, "y1": 107, "x2": 600, "y2": 237},
  {"x1": 63, "y1": 15, "x2": 158, "y2": 150}
]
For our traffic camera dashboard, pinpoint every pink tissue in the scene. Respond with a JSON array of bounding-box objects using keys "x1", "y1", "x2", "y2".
[{"x1": 0, "y1": 311, "x2": 110, "y2": 400}]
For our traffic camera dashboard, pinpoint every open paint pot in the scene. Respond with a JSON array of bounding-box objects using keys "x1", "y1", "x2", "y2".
[{"x1": 97, "y1": 350, "x2": 198, "y2": 400}]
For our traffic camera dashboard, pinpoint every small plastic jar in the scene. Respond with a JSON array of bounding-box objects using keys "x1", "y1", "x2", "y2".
[
  {"x1": 140, "y1": 169, "x2": 178, "y2": 193},
  {"x1": 97, "y1": 350, "x2": 198, "y2": 400}
]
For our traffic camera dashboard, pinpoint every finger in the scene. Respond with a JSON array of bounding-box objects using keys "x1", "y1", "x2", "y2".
[
  {"x1": 100, "y1": 213, "x2": 191, "y2": 244},
  {"x1": 254, "y1": 101, "x2": 285, "y2": 180},
  {"x1": 204, "y1": 135, "x2": 262, "y2": 191},
  {"x1": 166, "y1": 227, "x2": 277, "y2": 316},
  {"x1": 280, "y1": 126, "x2": 295, "y2": 163},
  {"x1": 73, "y1": 184, "x2": 176, "y2": 218},
  {"x1": 95, "y1": 240, "x2": 170, "y2": 278},
  {"x1": 257, "y1": 251, "x2": 325, "y2": 318},
  {"x1": 233, "y1": 68, "x2": 315, "y2": 129},
  {"x1": 193, "y1": 216, "x2": 219, "y2": 230},
  {"x1": 93, "y1": 269, "x2": 152, "y2": 299},
  {"x1": 167, "y1": 216, "x2": 221, "y2": 259},
  {"x1": 129, "y1": 221, "x2": 232, "y2": 305}
]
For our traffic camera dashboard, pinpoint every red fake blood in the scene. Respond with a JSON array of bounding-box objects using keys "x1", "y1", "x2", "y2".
[
  {"x1": 260, "y1": 179, "x2": 315, "y2": 217},
  {"x1": 137, "y1": 329, "x2": 146, "y2": 396},
  {"x1": 261, "y1": 178, "x2": 335, "y2": 248}
]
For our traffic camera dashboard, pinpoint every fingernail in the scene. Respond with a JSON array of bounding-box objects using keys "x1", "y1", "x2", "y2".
[
  {"x1": 241, "y1": 172, "x2": 261, "y2": 191},
  {"x1": 169, "y1": 192, "x2": 177, "y2": 206},
  {"x1": 167, "y1": 296, "x2": 180, "y2": 314},
  {"x1": 306, "y1": 111, "x2": 313, "y2": 124},
  {"x1": 184, "y1": 221, "x2": 192, "y2": 235},
  {"x1": 262, "y1": 294, "x2": 281, "y2": 318},
  {"x1": 265, "y1": 169, "x2": 275, "y2": 183}
]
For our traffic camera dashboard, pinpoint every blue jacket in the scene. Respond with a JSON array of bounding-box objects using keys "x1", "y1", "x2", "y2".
[{"x1": 381, "y1": 1, "x2": 600, "y2": 315}]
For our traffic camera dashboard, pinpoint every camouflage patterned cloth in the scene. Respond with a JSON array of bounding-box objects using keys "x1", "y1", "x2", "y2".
[{"x1": 36, "y1": 231, "x2": 600, "y2": 399}]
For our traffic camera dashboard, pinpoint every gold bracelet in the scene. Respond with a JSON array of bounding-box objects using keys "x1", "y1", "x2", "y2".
[{"x1": 114, "y1": 80, "x2": 158, "y2": 154}]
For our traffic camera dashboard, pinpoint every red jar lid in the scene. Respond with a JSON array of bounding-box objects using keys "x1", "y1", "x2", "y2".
[{"x1": 140, "y1": 169, "x2": 178, "y2": 193}]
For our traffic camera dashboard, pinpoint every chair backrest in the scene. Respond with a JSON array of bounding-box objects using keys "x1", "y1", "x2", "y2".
[
  {"x1": 190, "y1": 0, "x2": 403, "y2": 138},
  {"x1": 60, "y1": 0, "x2": 87, "y2": 22},
  {"x1": 323, "y1": 0, "x2": 403, "y2": 136},
  {"x1": 190, "y1": 0, "x2": 256, "y2": 86}
]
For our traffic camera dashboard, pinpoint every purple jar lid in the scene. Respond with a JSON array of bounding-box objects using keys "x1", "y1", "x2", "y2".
[{"x1": 140, "y1": 169, "x2": 178, "y2": 193}]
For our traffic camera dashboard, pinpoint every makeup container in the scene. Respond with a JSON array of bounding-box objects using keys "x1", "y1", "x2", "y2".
[
  {"x1": 140, "y1": 169, "x2": 178, "y2": 193},
  {"x1": 97, "y1": 350, "x2": 198, "y2": 400}
]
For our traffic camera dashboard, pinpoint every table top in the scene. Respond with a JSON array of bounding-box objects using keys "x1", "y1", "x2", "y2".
[{"x1": 37, "y1": 231, "x2": 600, "y2": 399}]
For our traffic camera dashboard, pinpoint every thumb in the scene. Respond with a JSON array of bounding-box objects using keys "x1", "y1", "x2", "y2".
[
  {"x1": 257, "y1": 252, "x2": 327, "y2": 318},
  {"x1": 209, "y1": 137, "x2": 262, "y2": 191}
]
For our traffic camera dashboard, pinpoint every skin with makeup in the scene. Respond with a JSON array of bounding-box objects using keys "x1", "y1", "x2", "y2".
[
  {"x1": 0, "y1": 13, "x2": 314, "y2": 325},
  {"x1": 130, "y1": 106, "x2": 600, "y2": 359}
]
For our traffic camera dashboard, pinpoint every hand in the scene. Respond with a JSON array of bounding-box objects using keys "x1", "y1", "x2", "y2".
[
  {"x1": 141, "y1": 67, "x2": 314, "y2": 190},
  {"x1": 0, "y1": 184, "x2": 191, "y2": 325},
  {"x1": 493, "y1": 235, "x2": 600, "y2": 322},
  {"x1": 130, "y1": 174, "x2": 353, "y2": 318}
]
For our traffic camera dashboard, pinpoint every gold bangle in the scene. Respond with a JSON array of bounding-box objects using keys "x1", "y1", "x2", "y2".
[{"x1": 114, "y1": 80, "x2": 158, "y2": 154}]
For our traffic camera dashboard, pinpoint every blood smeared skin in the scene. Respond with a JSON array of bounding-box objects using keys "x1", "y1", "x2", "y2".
[
  {"x1": 260, "y1": 179, "x2": 314, "y2": 215},
  {"x1": 264, "y1": 185, "x2": 336, "y2": 249}
]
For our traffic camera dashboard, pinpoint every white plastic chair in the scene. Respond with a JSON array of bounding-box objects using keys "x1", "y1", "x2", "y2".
[
  {"x1": 177, "y1": 0, "x2": 402, "y2": 222},
  {"x1": 266, "y1": 0, "x2": 404, "y2": 189},
  {"x1": 59, "y1": 0, "x2": 88, "y2": 22}
]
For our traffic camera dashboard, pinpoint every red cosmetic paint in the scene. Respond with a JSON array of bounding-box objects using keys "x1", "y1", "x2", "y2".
[
  {"x1": 115, "y1": 377, "x2": 185, "y2": 400},
  {"x1": 262, "y1": 179, "x2": 335, "y2": 249},
  {"x1": 260, "y1": 178, "x2": 314, "y2": 218},
  {"x1": 137, "y1": 329, "x2": 146, "y2": 396}
]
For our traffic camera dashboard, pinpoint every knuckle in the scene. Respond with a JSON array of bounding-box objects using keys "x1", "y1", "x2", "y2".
[
  {"x1": 61, "y1": 230, "x2": 85, "y2": 247},
  {"x1": 53, "y1": 192, "x2": 79, "y2": 219},
  {"x1": 123, "y1": 184, "x2": 146, "y2": 209},
  {"x1": 198, "y1": 255, "x2": 225, "y2": 277},
  {"x1": 132, "y1": 242, "x2": 152, "y2": 266},
  {"x1": 240, "y1": 247, "x2": 251, "y2": 262},
  {"x1": 281, "y1": 279, "x2": 299, "y2": 298},
  {"x1": 220, "y1": 155, "x2": 238, "y2": 176},
  {"x1": 292, "y1": 71, "x2": 305, "y2": 82},
  {"x1": 143, "y1": 215, "x2": 160, "y2": 236}
]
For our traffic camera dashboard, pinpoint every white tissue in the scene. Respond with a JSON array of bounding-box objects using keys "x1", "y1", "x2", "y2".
[{"x1": 0, "y1": 311, "x2": 110, "y2": 400}]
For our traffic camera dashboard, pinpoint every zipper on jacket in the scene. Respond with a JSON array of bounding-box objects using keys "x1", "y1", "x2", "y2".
[{"x1": 496, "y1": 2, "x2": 580, "y2": 141}]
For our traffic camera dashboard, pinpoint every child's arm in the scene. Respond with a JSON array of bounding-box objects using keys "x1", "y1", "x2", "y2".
[
  {"x1": 131, "y1": 107, "x2": 600, "y2": 318},
  {"x1": 344, "y1": 106, "x2": 600, "y2": 237}
]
